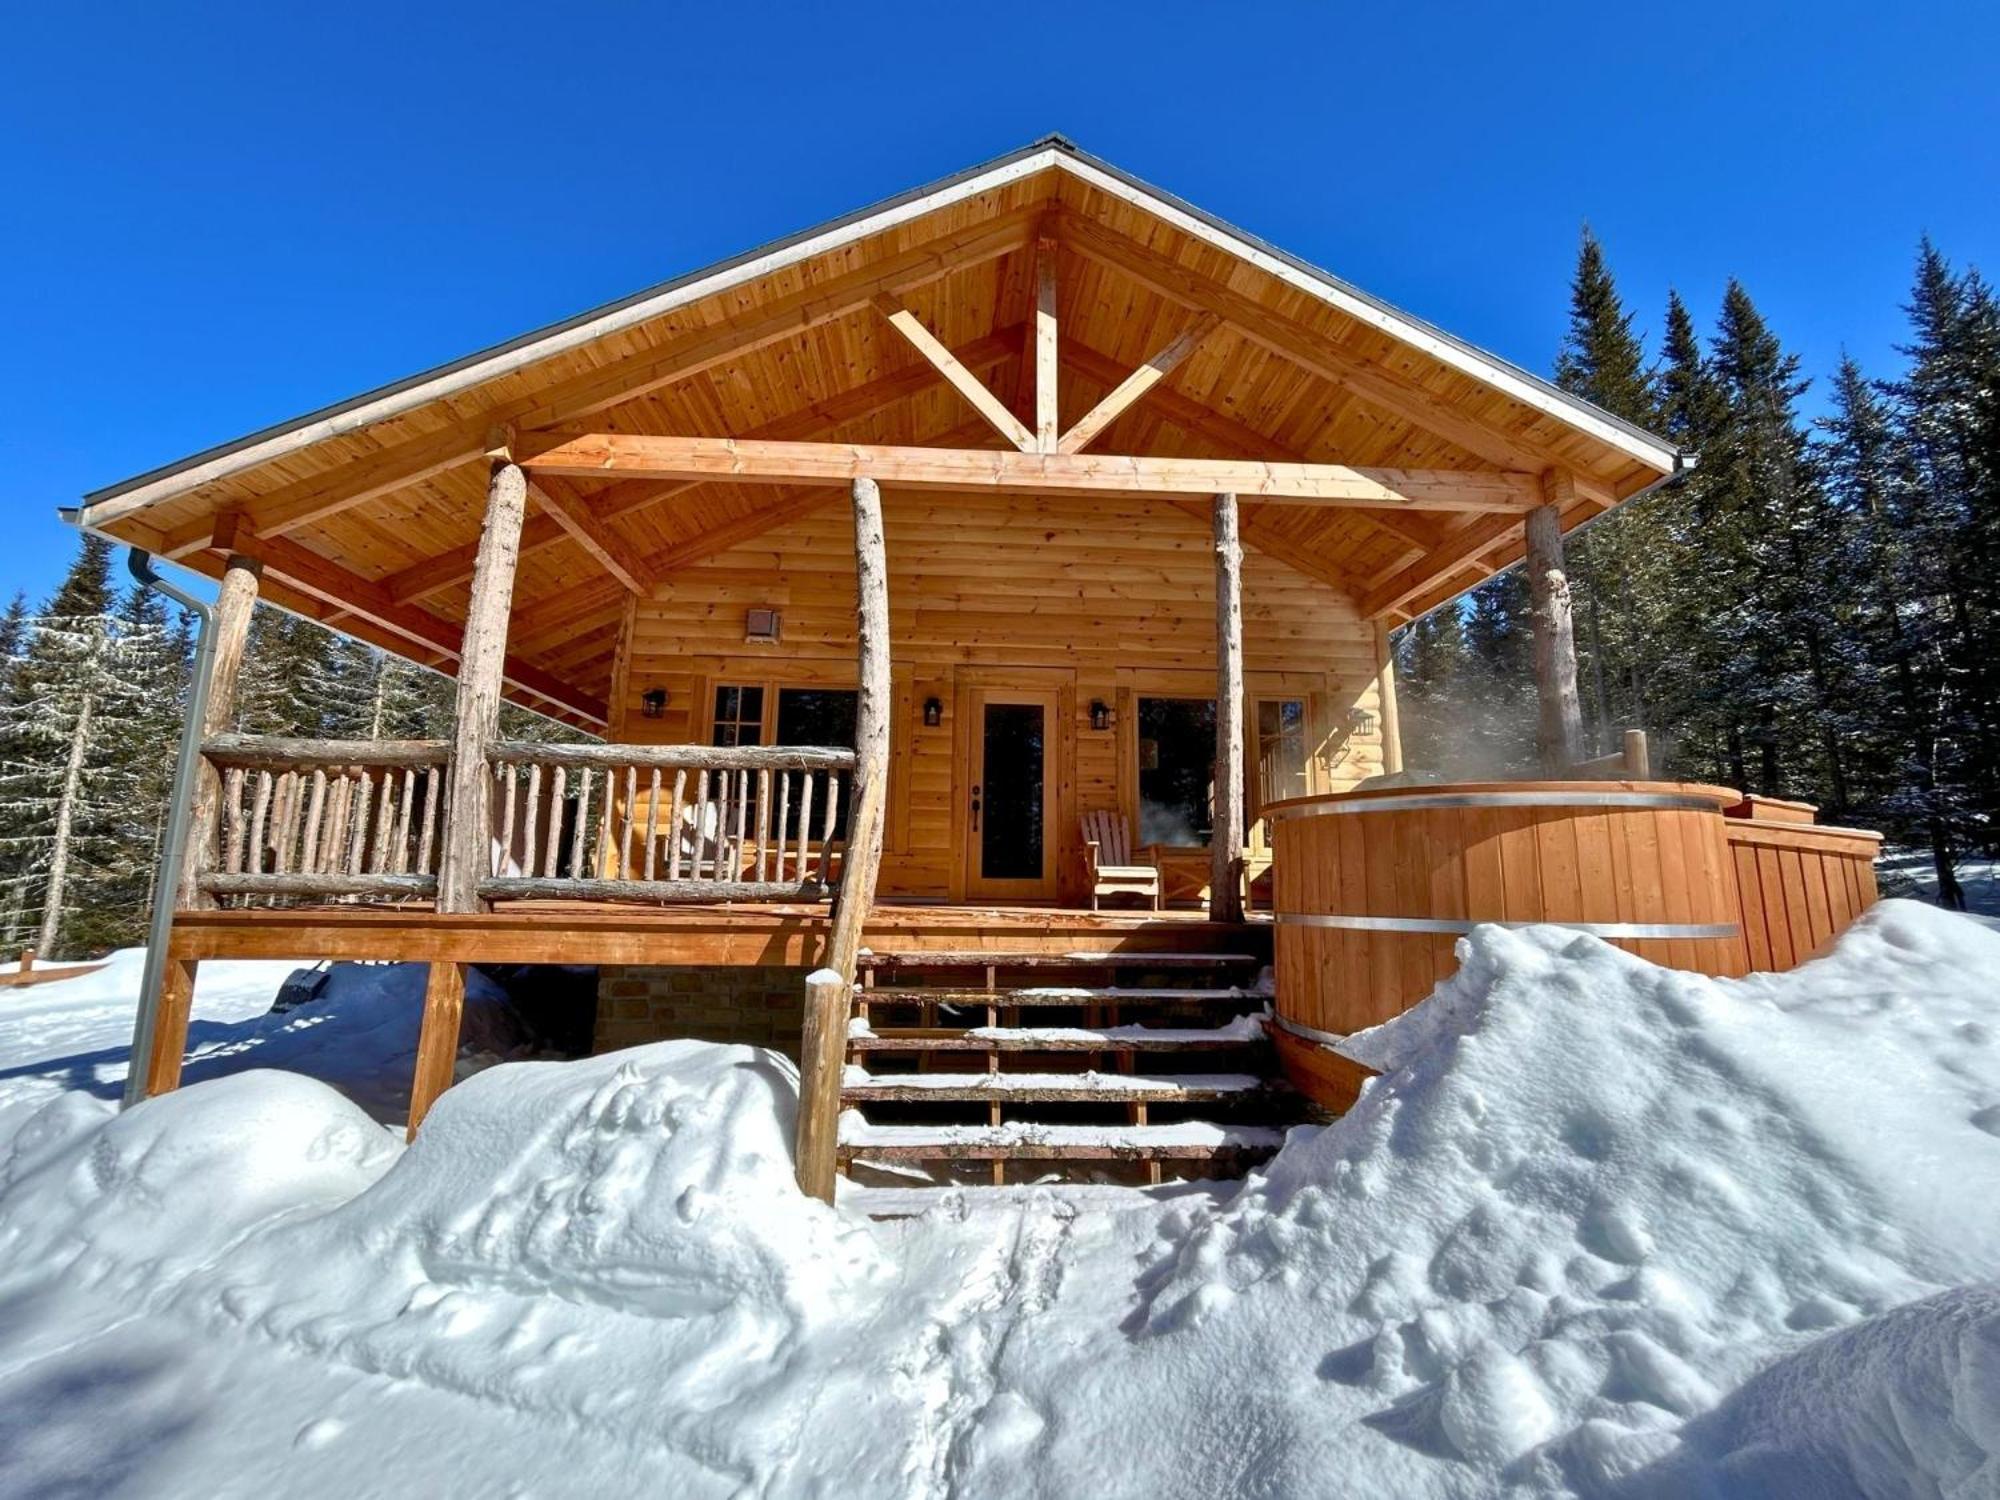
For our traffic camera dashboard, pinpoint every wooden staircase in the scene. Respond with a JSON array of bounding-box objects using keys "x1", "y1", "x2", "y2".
[{"x1": 837, "y1": 948, "x2": 1301, "y2": 1186}]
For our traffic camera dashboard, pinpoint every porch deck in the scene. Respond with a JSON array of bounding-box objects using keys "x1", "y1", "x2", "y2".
[{"x1": 164, "y1": 899, "x2": 1270, "y2": 967}]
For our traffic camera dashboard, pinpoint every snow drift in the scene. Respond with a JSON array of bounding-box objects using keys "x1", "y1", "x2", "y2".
[{"x1": 0, "y1": 899, "x2": 1994, "y2": 1498}]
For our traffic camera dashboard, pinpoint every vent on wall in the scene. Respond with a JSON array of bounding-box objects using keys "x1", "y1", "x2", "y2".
[{"x1": 744, "y1": 607, "x2": 781, "y2": 644}]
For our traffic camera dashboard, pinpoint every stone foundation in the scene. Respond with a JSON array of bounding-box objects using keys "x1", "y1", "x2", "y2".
[{"x1": 593, "y1": 965, "x2": 810, "y2": 1058}]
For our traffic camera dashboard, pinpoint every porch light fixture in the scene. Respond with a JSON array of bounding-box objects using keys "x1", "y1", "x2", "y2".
[
  {"x1": 922, "y1": 696, "x2": 943, "y2": 728},
  {"x1": 641, "y1": 687, "x2": 669, "y2": 719},
  {"x1": 1348, "y1": 705, "x2": 1377, "y2": 736},
  {"x1": 1089, "y1": 699, "x2": 1112, "y2": 732},
  {"x1": 744, "y1": 607, "x2": 781, "y2": 644}
]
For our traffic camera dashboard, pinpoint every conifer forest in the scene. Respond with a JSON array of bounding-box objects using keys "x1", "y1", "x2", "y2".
[{"x1": 5, "y1": 238, "x2": 1995, "y2": 955}]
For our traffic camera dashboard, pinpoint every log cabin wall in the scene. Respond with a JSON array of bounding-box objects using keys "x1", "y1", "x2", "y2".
[{"x1": 606, "y1": 489, "x2": 1391, "y2": 902}]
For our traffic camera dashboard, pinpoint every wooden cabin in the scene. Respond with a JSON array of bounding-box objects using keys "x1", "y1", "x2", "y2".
[{"x1": 68, "y1": 137, "x2": 1696, "y2": 1194}]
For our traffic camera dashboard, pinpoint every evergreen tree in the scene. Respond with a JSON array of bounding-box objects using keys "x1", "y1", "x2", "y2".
[
  {"x1": 1551, "y1": 227, "x2": 1661, "y2": 752},
  {"x1": 1394, "y1": 608, "x2": 1469, "y2": 773},
  {"x1": 1818, "y1": 354, "x2": 1968, "y2": 905},
  {"x1": 1886, "y1": 242, "x2": 2000, "y2": 854},
  {"x1": 1456, "y1": 573, "x2": 1537, "y2": 774},
  {"x1": 0, "y1": 537, "x2": 158, "y2": 957}
]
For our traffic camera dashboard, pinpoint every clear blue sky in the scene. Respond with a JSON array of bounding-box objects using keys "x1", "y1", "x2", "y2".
[{"x1": 3, "y1": 0, "x2": 1994, "y2": 608}]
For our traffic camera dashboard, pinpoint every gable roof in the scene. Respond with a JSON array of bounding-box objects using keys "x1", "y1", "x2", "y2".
[{"x1": 66, "y1": 136, "x2": 1683, "y2": 727}]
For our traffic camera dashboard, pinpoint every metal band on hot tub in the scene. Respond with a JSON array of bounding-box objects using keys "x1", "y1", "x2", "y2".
[
  {"x1": 1266, "y1": 789, "x2": 1725, "y2": 818},
  {"x1": 1273, "y1": 912, "x2": 1740, "y2": 940},
  {"x1": 1266, "y1": 1010, "x2": 1354, "y2": 1052}
]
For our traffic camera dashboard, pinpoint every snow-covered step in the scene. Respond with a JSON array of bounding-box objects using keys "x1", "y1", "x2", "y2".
[
  {"x1": 857, "y1": 950, "x2": 1261, "y2": 971},
  {"x1": 841, "y1": 1069, "x2": 1268, "y2": 1104},
  {"x1": 859, "y1": 985, "x2": 1263, "y2": 1007},
  {"x1": 847, "y1": 1016, "x2": 1270, "y2": 1054},
  {"x1": 837, "y1": 1119, "x2": 1287, "y2": 1163}
]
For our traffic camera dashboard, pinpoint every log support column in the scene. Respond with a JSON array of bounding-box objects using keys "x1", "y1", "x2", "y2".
[
  {"x1": 407, "y1": 961, "x2": 468, "y2": 1140},
  {"x1": 411, "y1": 449, "x2": 526, "y2": 1138},
  {"x1": 1526, "y1": 474, "x2": 1585, "y2": 774},
  {"x1": 1211, "y1": 492, "x2": 1245, "y2": 923},
  {"x1": 131, "y1": 544, "x2": 259, "y2": 1106},
  {"x1": 796, "y1": 476, "x2": 892, "y2": 1201},
  {"x1": 141, "y1": 958, "x2": 200, "y2": 1097},
  {"x1": 1373, "y1": 622, "x2": 1405, "y2": 776},
  {"x1": 179, "y1": 546, "x2": 262, "y2": 907}
]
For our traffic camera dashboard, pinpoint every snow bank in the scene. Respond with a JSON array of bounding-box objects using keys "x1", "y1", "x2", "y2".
[
  {"x1": 0, "y1": 952, "x2": 533, "y2": 1125},
  {"x1": 1631, "y1": 1279, "x2": 2000, "y2": 1496},
  {"x1": 0, "y1": 900, "x2": 1994, "y2": 1498},
  {"x1": 961, "y1": 901, "x2": 2000, "y2": 1497},
  {"x1": 0, "y1": 1072, "x2": 395, "y2": 1289}
]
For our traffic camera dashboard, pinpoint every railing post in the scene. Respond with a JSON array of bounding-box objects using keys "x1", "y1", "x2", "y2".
[
  {"x1": 178, "y1": 548, "x2": 261, "y2": 909},
  {"x1": 797, "y1": 475, "x2": 891, "y2": 1201},
  {"x1": 1210, "y1": 491, "x2": 1245, "y2": 923}
]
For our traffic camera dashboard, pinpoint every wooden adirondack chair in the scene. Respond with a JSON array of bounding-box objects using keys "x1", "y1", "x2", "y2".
[{"x1": 1080, "y1": 810, "x2": 1161, "y2": 910}]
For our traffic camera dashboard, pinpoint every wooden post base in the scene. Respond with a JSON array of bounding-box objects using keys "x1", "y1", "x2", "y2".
[
  {"x1": 141, "y1": 958, "x2": 200, "y2": 1098},
  {"x1": 407, "y1": 961, "x2": 467, "y2": 1140},
  {"x1": 795, "y1": 971, "x2": 849, "y2": 1202}
]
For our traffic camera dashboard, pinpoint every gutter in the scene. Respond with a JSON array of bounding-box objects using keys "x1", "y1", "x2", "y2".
[{"x1": 121, "y1": 548, "x2": 215, "y2": 1109}]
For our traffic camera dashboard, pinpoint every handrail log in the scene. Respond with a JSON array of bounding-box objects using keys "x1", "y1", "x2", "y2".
[
  {"x1": 198, "y1": 872, "x2": 439, "y2": 898},
  {"x1": 488, "y1": 741, "x2": 855, "y2": 772},
  {"x1": 202, "y1": 734, "x2": 450, "y2": 770},
  {"x1": 478, "y1": 877, "x2": 832, "y2": 903}
]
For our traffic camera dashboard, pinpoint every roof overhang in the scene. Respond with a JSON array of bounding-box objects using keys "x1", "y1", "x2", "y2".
[{"x1": 71, "y1": 135, "x2": 1676, "y2": 531}]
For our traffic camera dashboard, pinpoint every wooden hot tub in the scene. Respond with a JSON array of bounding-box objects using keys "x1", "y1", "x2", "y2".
[{"x1": 1265, "y1": 780, "x2": 1751, "y2": 1107}]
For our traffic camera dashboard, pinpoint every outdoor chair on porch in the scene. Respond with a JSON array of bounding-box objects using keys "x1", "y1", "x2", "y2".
[{"x1": 1081, "y1": 810, "x2": 1161, "y2": 911}]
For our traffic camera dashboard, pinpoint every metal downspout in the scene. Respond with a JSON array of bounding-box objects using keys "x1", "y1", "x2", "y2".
[{"x1": 122, "y1": 549, "x2": 217, "y2": 1109}]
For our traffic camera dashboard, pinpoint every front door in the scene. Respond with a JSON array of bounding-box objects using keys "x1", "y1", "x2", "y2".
[{"x1": 962, "y1": 686, "x2": 1059, "y2": 901}]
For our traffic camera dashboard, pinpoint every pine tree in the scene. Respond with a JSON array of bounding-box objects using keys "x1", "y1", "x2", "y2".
[
  {"x1": 1818, "y1": 355, "x2": 1968, "y2": 905},
  {"x1": 1394, "y1": 608, "x2": 1469, "y2": 773},
  {"x1": 0, "y1": 537, "x2": 158, "y2": 957},
  {"x1": 1881, "y1": 240, "x2": 2000, "y2": 876},
  {"x1": 239, "y1": 607, "x2": 336, "y2": 735},
  {"x1": 1457, "y1": 573, "x2": 1537, "y2": 774},
  {"x1": 1552, "y1": 227, "x2": 1661, "y2": 753}
]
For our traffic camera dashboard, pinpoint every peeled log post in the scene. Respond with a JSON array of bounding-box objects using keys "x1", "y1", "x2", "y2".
[
  {"x1": 797, "y1": 476, "x2": 892, "y2": 1202},
  {"x1": 177, "y1": 552, "x2": 261, "y2": 908},
  {"x1": 1373, "y1": 622, "x2": 1405, "y2": 776},
  {"x1": 794, "y1": 971, "x2": 849, "y2": 1199},
  {"x1": 1210, "y1": 492, "x2": 1245, "y2": 923},
  {"x1": 437, "y1": 457, "x2": 527, "y2": 914},
  {"x1": 414, "y1": 456, "x2": 524, "y2": 1140},
  {"x1": 1526, "y1": 485, "x2": 1584, "y2": 774}
]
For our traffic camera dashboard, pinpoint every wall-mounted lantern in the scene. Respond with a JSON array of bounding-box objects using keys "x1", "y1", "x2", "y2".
[
  {"x1": 1347, "y1": 705, "x2": 1377, "y2": 736},
  {"x1": 1089, "y1": 699, "x2": 1112, "y2": 732},
  {"x1": 641, "y1": 687, "x2": 669, "y2": 719},
  {"x1": 922, "y1": 696, "x2": 943, "y2": 728}
]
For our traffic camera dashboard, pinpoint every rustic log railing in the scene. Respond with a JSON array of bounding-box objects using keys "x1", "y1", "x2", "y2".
[
  {"x1": 480, "y1": 741, "x2": 855, "y2": 903},
  {"x1": 198, "y1": 734, "x2": 450, "y2": 903}
]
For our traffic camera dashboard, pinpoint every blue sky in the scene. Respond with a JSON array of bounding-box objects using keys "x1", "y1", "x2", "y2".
[{"x1": 3, "y1": 0, "x2": 1994, "y2": 607}]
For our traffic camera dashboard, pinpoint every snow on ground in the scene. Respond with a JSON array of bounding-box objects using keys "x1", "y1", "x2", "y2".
[
  {"x1": 1885, "y1": 848, "x2": 2000, "y2": 927},
  {"x1": 0, "y1": 902, "x2": 1996, "y2": 1497},
  {"x1": 0, "y1": 949, "x2": 530, "y2": 1135}
]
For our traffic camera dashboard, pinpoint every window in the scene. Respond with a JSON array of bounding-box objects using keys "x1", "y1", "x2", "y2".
[
  {"x1": 712, "y1": 683, "x2": 857, "y2": 840},
  {"x1": 1255, "y1": 699, "x2": 1311, "y2": 809},
  {"x1": 711, "y1": 685, "x2": 764, "y2": 747},
  {"x1": 1137, "y1": 697, "x2": 1216, "y2": 846}
]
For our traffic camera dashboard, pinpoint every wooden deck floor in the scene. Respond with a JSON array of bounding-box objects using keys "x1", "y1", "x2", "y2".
[{"x1": 166, "y1": 900, "x2": 1271, "y2": 967}]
